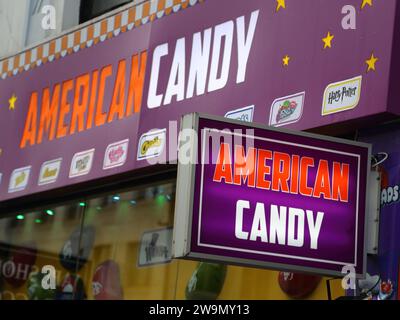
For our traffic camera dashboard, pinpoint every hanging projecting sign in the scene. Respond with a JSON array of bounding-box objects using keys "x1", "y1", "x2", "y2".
[{"x1": 173, "y1": 114, "x2": 371, "y2": 277}]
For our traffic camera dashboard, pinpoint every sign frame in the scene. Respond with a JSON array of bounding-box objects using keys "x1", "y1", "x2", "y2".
[{"x1": 172, "y1": 113, "x2": 371, "y2": 278}]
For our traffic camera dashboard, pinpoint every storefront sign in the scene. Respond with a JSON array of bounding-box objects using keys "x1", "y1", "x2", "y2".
[
  {"x1": 173, "y1": 114, "x2": 370, "y2": 277},
  {"x1": 0, "y1": 0, "x2": 396, "y2": 204}
]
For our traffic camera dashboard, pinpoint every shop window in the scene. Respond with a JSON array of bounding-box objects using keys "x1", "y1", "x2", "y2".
[
  {"x1": 0, "y1": 181, "x2": 179, "y2": 300},
  {"x1": 0, "y1": 180, "x2": 344, "y2": 300}
]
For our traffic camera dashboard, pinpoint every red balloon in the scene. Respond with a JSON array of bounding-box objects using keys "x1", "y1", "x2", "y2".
[{"x1": 278, "y1": 272, "x2": 321, "y2": 299}]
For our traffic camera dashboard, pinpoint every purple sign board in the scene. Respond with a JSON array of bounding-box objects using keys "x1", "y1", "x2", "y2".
[{"x1": 173, "y1": 114, "x2": 371, "y2": 277}]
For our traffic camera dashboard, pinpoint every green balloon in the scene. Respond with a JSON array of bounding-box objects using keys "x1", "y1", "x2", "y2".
[
  {"x1": 27, "y1": 272, "x2": 57, "y2": 300},
  {"x1": 185, "y1": 263, "x2": 227, "y2": 300}
]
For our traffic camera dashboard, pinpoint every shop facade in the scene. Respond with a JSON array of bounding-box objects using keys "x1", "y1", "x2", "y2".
[{"x1": 0, "y1": 0, "x2": 399, "y2": 300}]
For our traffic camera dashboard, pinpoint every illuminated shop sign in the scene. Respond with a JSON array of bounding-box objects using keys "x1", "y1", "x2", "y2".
[
  {"x1": 0, "y1": 0, "x2": 395, "y2": 203},
  {"x1": 173, "y1": 114, "x2": 370, "y2": 277}
]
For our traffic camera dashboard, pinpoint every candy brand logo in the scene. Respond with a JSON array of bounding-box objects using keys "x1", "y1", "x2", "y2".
[
  {"x1": 39, "y1": 158, "x2": 62, "y2": 186},
  {"x1": 69, "y1": 149, "x2": 94, "y2": 178},
  {"x1": 277, "y1": 100, "x2": 297, "y2": 123},
  {"x1": 103, "y1": 139, "x2": 129, "y2": 170},
  {"x1": 269, "y1": 92, "x2": 305, "y2": 127},
  {"x1": 109, "y1": 147, "x2": 124, "y2": 162},
  {"x1": 15, "y1": 172, "x2": 26, "y2": 187},
  {"x1": 137, "y1": 129, "x2": 166, "y2": 161},
  {"x1": 225, "y1": 106, "x2": 255, "y2": 123},
  {"x1": 141, "y1": 137, "x2": 161, "y2": 156},
  {"x1": 381, "y1": 185, "x2": 399, "y2": 206},
  {"x1": 322, "y1": 76, "x2": 362, "y2": 116},
  {"x1": 9, "y1": 166, "x2": 31, "y2": 193},
  {"x1": 76, "y1": 156, "x2": 90, "y2": 171},
  {"x1": 43, "y1": 168, "x2": 57, "y2": 178},
  {"x1": 328, "y1": 87, "x2": 357, "y2": 104}
]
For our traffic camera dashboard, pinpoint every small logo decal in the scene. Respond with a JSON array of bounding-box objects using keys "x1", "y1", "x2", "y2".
[
  {"x1": 225, "y1": 105, "x2": 255, "y2": 123},
  {"x1": 322, "y1": 76, "x2": 362, "y2": 116},
  {"x1": 38, "y1": 158, "x2": 62, "y2": 186},
  {"x1": 103, "y1": 139, "x2": 129, "y2": 170},
  {"x1": 137, "y1": 129, "x2": 166, "y2": 161},
  {"x1": 9, "y1": 166, "x2": 31, "y2": 193},
  {"x1": 269, "y1": 92, "x2": 305, "y2": 127},
  {"x1": 69, "y1": 149, "x2": 95, "y2": 178}
]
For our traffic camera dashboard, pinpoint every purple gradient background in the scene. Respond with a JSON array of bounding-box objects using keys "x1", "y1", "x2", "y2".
[{"x1": 190, "y1": 117, "x2": 369, "y2": 275}]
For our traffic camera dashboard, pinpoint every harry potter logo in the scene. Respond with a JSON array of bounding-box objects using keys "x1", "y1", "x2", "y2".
[
  {"x1": 328, "y1": 86, "x2": 357, "y2": 105},
  {"x1": 108, "y1": 146, "x2": 124, "y2": 163}
]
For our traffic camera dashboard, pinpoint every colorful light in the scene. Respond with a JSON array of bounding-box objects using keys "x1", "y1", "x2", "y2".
[
  {"x1": 16, "y1": 215, "x2": 24, "y2": 220},
  {"x1": 35, "y1": 219, "x2": 42, "y2": 224},
  {"x1": 46, "y1": 210, "x2": 54, "y2": 216},
  {"x1": 79, "y1": 202, "x2": 86, "y2": 207},
  {"x1": 112, "y1": 195, "x2": 121, "y2": 202},
  {"x1": 155, "y1": 194, "x2": 166, "y2": 206}
]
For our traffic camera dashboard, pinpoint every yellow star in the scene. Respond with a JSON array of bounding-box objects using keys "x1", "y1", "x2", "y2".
[
  {"x1": 366, "y1": 53, "x2": 378, "y2": 72},
  {"x1": 282, "y1": 55, "x2": 290, "y2": 66},
  {"x1": 8, "y1": 94, "x2": 17, "y2": 110},
  {"x1": 361, "y1": 0, "x2": 372, "y2": 9},
  {"x1": 276, "y1": 0, "x2": 286, "y2": 12},
  {"x1": 322, "y1": 32, "x2": 334, "y2": 49}
]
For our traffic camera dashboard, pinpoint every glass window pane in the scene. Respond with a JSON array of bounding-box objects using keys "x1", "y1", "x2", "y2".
[{"x1": 79, "y1": 181, "x2": 178, "y2": 300}]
